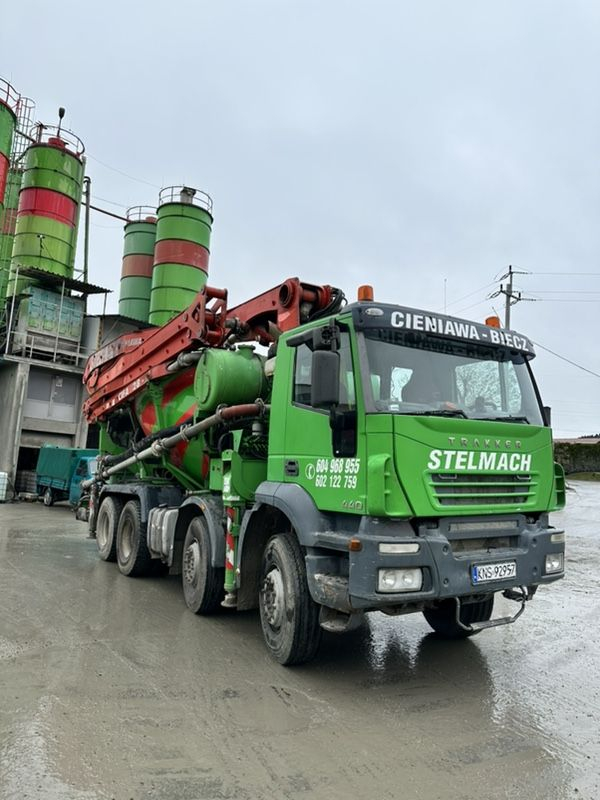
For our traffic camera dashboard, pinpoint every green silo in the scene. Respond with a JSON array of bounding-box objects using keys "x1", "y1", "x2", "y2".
[
  {"x1": 8, "y1": 128, "x2": 85, "y2": 297},
  {"x1": 118, "y1": 206, "x2": 157, "y2": 323},
  {"x1": 0, "y1": 168, "x2": 22, "y2": 304},
  {"x1": 0, "y1": 79, "x2": 18, "y2": 210},
  {"x1": 148, "y1": 186, "x2": 213, "y2": 326},
  {"x1": 0, "y1": 79, "x2": 19, "y2": 304}
]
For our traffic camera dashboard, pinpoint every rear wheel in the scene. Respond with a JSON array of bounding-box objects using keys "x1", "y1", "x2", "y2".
[
  {"x1": 259, "y1": 532, "x2": 322, "y2": 665},
  {"x1": 43, "y1": 488, "x2": 54, "y2": 507},
  {"x1": 423, "y1": 595, "x2": 494, "y2": 638},
  {"x1": 116, "y1": 499, "x2": 151, "y2": 577},
  {"x1": 182, "y1": 517, "x2": 224, "y2": 614},
  {"x1": 96, "y1": 496, "x2": 123, "y2": 562}
]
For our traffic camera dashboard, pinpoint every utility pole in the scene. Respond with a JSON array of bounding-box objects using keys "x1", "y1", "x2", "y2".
[
  {"x1": 504, "y1": 265, "x2": 516, "y2": 328},
  {"x1": 489, "y1": 265, "x2": 530, "y2": 328}
]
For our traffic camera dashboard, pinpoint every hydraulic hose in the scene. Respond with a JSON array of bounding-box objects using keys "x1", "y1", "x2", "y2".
[{"x1": 81, "y1": 402, "x2": 268, "y2": 490}]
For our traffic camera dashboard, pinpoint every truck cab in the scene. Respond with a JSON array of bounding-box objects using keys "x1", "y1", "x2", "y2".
[
  {"x1": 69, "y1": 456, "x2": 98, "y2": 507},
  {"x1": 245, "y1": 301, "x2": 565, "y2": 655}
]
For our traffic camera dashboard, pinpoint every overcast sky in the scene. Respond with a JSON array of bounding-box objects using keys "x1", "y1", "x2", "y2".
[{"x1": 3, "y1": 0, "x2": 599, "y2": 437}]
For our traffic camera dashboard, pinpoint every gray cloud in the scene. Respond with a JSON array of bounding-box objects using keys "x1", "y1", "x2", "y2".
[{"x1": 3, "y1": 0, "x2": 599, "y2": 435}]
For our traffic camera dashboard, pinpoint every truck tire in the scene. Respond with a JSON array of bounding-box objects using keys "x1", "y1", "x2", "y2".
[
  {"x1": 423, "y1": 595, "x2": 494, "y2": 638},
  {"x1": 43, "y1": 487, "x2": 54, "y2": 507},
  {"x1": 116, "y1": 499, "x2": 152, "y2": 577},
  {"x1": 96, "y1": 496, "x2": 123, "y2": 562},
  {"x1": 259, "y1": 532, "x2": 322, "y2": 665},
  {"x1": 182, "y1": 517, "x2": 224, "y2": 614}
]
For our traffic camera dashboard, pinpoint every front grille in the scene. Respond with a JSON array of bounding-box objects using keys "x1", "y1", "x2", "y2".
[
  {"x1": 430, "y1": 473, "x2": 534, "y2": 507},
  {"x1": 450, "y1": 535, "x2": 519, "y2": 553}
]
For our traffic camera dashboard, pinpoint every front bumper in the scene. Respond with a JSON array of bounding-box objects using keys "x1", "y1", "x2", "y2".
[{"x1": 306, "y1": 513, "x2": 565, "y2": 612}]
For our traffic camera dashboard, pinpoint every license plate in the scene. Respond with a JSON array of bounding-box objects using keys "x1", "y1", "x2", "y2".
[{"x1": 471, "y1": 561, "x2": 516, "y2": 584}]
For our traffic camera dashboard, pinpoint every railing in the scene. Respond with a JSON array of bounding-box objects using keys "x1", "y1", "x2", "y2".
[
  {"x1": 28, "y1": 123, "x2": 85, "y2": 157},
  {"x1": 12, "y1": 97, "x2": 36, "y2": 162},
  {"x1": 0, "y1": 77, "x2": 20, "y2": 112},
  {"x1": 8, "y1": 328, "x2": 94, "y2": 367},
  {"x1": 126, "y1": 205, "x2": 157, "y2": 222},
  {"x1": 158, "y1": 185, "x2": 213, "y2": 214}
]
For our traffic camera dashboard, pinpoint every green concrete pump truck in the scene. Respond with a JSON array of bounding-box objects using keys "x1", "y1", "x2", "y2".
[{"x1": 81, "y1": 277, "x2": 565, "y2": 665}]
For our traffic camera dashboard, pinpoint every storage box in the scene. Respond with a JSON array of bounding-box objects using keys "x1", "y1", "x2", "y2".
[{"x1": 0, "y1": 472, "x2": 8, "y2": 502}]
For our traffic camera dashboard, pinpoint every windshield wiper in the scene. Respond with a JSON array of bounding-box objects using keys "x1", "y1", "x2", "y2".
[
  {"x1": 474, "y1": 415, "x2": 530, "y2": 424},
  {"x1": 408, "y1": 409, "x2": 468, "y2": 419}
]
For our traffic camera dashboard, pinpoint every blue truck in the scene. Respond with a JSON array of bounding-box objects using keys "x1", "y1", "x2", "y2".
[{"x1": 35, "y1": 446, "x2": 98, "y2": 507}]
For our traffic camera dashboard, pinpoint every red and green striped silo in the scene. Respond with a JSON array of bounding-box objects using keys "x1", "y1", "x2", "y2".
[
  {"x1": 148, "y1": 186, "x2": 213, "y2": 326},
  {"x1": 0, "y1": 79, "x2": 18, "y2": 211},
  {"x1": 0, "y1": 168, "x2": 23, "y2": 304},
  {"x1": 118, "y1": 206, "x2": 157, "y2": 323},
  {"x1": 8, "y1": 127, "x2": 85, "y2": 297}
]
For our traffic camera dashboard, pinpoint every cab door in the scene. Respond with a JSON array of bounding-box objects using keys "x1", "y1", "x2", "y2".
[
  {"x1": 275, "y1": 327, "x2": 367, "y2": 514},
  {"x1": 69, "y1": 458, "x2": 90, "y2": 506}
]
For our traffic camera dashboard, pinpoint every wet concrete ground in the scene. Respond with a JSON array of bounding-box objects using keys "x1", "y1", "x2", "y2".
[{"x1": 0, "y1": 484, "x2": 598, "y2": 800}]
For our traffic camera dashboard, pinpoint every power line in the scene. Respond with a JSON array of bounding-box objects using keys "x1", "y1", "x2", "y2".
[
  {"x1": 86, "y1": 153, "x2": 160, "y2": 190},
  {"x1": 533, "y1": 340, "x2": 600, "y2": 379},
  {"x1": 525, "y1": 298, "x2": 599, "y2": 303},
  {"x1": 93, "y1": 194, "x2": 129, "y2": 209},
  {"x1": 523, "y1": 289, "x2": 600, "y2": 294},
  {"x1": 526, "y1": 271, "x2": 600, "y2": 276},
  {"x1": 452, "y1": 297, "x2": 493, "y2": 315},
  {"x1": 441, "y1": 280, "x2": 497, "y2": 311}
]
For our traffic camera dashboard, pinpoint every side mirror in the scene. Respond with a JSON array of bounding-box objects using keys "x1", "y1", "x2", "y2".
[
  {"x1": 543, "y1": 405, "x2": 552, "y2": 427},
  {"x1": 311, "y1": 350, "x2": 340, "y2": 408}
]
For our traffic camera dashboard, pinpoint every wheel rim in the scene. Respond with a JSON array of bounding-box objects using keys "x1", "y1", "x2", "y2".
[
  {"x1": 97, "y1": 516, "x2": 108, "y2": 549},
  {"x1": 183, "y1": 540, "x2": 201, "y2": 586},
  {"x1": 121, "y1": 518, "x2": 133, "y2": 559},
  {"x1": 261, "y1": 567, "x2": 285, "y2": 630}
]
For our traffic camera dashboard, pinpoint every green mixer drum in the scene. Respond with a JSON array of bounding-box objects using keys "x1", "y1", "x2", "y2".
[
  {"x1": 132, "y1": 349, "x2": 268, "y2": 487},
  {"x1": 148, "y1": 201, "x2": 212, "y2": 326}
]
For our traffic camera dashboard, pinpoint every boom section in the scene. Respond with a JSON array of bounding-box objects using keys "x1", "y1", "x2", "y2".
[{"x1": 83, "y1": 279, "x2": 341, "y2": 422}]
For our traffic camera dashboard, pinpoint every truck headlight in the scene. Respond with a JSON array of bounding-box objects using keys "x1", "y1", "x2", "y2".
[
  {"x1": 377, "y1": 568, "x2": 423, "y2": 593},
  {"x1": 544, "y1": 553, "x2": 564, "y2": 574}
]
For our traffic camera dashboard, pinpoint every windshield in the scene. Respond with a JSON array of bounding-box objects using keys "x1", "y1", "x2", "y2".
[{"x1": 362, "y1": 329, "x2": 544, "y2": 424}]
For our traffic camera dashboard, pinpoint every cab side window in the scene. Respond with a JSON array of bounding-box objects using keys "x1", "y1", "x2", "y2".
[
  {"x1": 293, "y1": 343, "x2": 313, "y2": 405},
  {"x1": 292, "y1": 332, "x2": 355, "y2": 410}
]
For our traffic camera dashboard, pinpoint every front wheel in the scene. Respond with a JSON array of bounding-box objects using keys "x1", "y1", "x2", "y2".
[
  {"x1": 423, "y1": 595, "x2": 494, "y2": 638},
  {"x1": 43, "y1": 487, "x2": 54, "y2": 507},
  {"x1": 181, "y1": 517, "x2": 224, "y2": 614},
  {"x1": 259, "y1": 532, "x2": 322, "y2": 665}
]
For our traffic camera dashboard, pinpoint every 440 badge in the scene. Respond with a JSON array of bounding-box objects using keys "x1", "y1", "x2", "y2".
[{"x1": 305, "y1": 458, "x2": 361, "y2": 489}]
